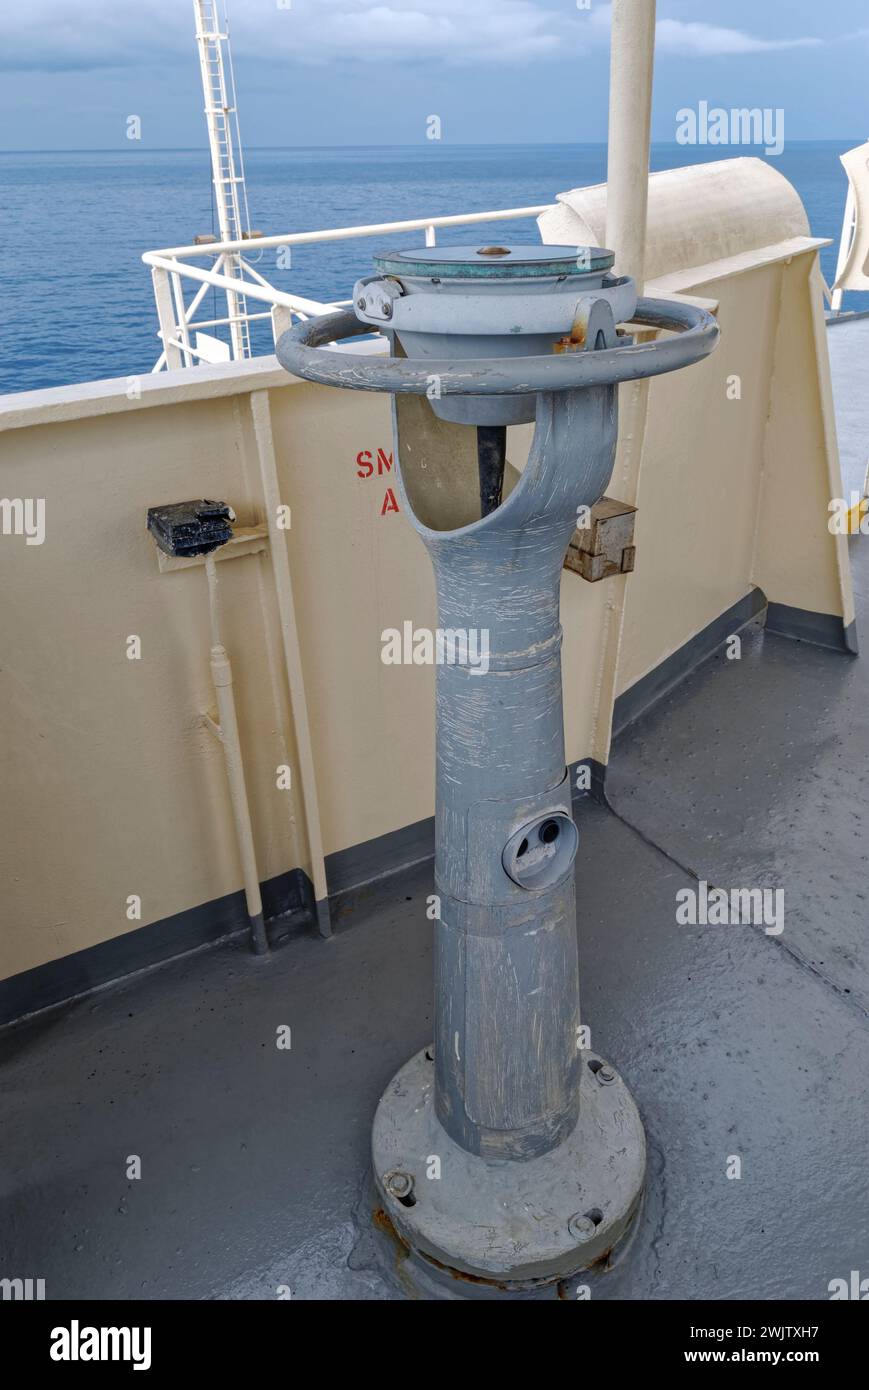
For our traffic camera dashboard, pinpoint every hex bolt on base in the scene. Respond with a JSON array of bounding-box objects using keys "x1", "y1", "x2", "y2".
[{"x1": 372, "y1": 1048, "x2": 645, "y2": 1290}]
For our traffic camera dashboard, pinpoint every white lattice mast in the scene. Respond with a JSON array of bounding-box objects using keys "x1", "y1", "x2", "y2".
[{"x1": 193, "y1": 0, "x2": 251, "y2": 358}]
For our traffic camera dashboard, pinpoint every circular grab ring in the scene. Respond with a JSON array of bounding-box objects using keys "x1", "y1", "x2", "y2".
[{"x1": 276, "y1": 298, "x2": 719, "y2": 396}]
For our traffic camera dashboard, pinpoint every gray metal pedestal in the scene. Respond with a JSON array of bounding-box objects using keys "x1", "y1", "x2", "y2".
[
  {"x1": 276, "y1": 247, "x2": 719, "y2": 1300},
  {"x1": 366, "y1": 385, "x2": 648, "y2": 1291}
]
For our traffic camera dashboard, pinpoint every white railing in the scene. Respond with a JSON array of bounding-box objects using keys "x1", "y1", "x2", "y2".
[{"x1": 142, "y1": 204, "x2": 554, "y2": 371}]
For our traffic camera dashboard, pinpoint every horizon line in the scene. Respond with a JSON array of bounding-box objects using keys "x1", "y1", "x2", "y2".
[{"x1": 0, "y1": 137, "x2": 861, "y2": 155}]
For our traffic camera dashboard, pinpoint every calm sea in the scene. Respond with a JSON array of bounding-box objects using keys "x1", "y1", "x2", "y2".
[{"x1": 0, "y1": 141, "x2": 857, "y2": 396}]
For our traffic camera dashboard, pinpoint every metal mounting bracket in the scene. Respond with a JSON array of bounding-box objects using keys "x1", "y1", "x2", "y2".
[{"x1": 564, "y1": 497, "x2": 637, "y2": 581}]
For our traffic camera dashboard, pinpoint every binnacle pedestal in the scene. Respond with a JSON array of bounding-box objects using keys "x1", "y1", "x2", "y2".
[
  {"x1": 371, "y1": 384, "x2": 645, "y2": 1288},
  {"x1": 276, "y1": 244, "x2": 719, "y2": 1292}
]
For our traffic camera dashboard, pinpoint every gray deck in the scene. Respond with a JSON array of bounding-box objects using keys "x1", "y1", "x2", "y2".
[{"x1": 2, "y1": 327, "x2": 868, "y2": 1301}]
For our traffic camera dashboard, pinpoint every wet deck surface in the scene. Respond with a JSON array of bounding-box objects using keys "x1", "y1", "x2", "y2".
[{"x1": 2, "y1": 337, "x2": 869, "y2": 1301}]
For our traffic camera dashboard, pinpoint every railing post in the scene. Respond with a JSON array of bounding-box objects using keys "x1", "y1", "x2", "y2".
[
  {"x1": 271, "y1": 304, "x2": 294, "y2": 350},
  {"x1": 151, "y1": 267, "x2": 183, "y2": 371},
  {"x1": 171, "y1": 272, "x2": 193, "y2": 368}
]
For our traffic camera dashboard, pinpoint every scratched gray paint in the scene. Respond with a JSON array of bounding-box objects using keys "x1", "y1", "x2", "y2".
[
  {"x1": 390, "y1": 386, "x2": 619, "y2": 1158},
  {"x1": 275, "y1": 297, "x2": 719, "y2": 401}
]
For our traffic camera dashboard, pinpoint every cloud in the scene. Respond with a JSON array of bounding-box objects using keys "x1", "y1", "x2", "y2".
[
  {"x1": 0, "y1": 1, "x2": 825, "y2": 73},
  {"x1": 655, "y1": 18, "x2": 823, "y2": 56},
  {"x1": 0, "y1": 0, "x2": 574, "y2": 72},
  {"x1": 271, "y1": 1, "x2": 566, "y2": 65},
  {"x1": 0, "y1": 3, "x2": 187, "y2": 71},
  {"x1": 586, "y1": 6, "x2": 822, "y2": 56}
]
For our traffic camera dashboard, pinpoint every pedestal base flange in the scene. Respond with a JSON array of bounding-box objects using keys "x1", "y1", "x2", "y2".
[{"x1": 371, "y1": 1047, "x2": 646, "y2": 1290}]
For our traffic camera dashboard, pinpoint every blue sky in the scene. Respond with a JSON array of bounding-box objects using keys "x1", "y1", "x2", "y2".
[{"x1": 0, "y1": 0, "x2": 867, "y2": 150}]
